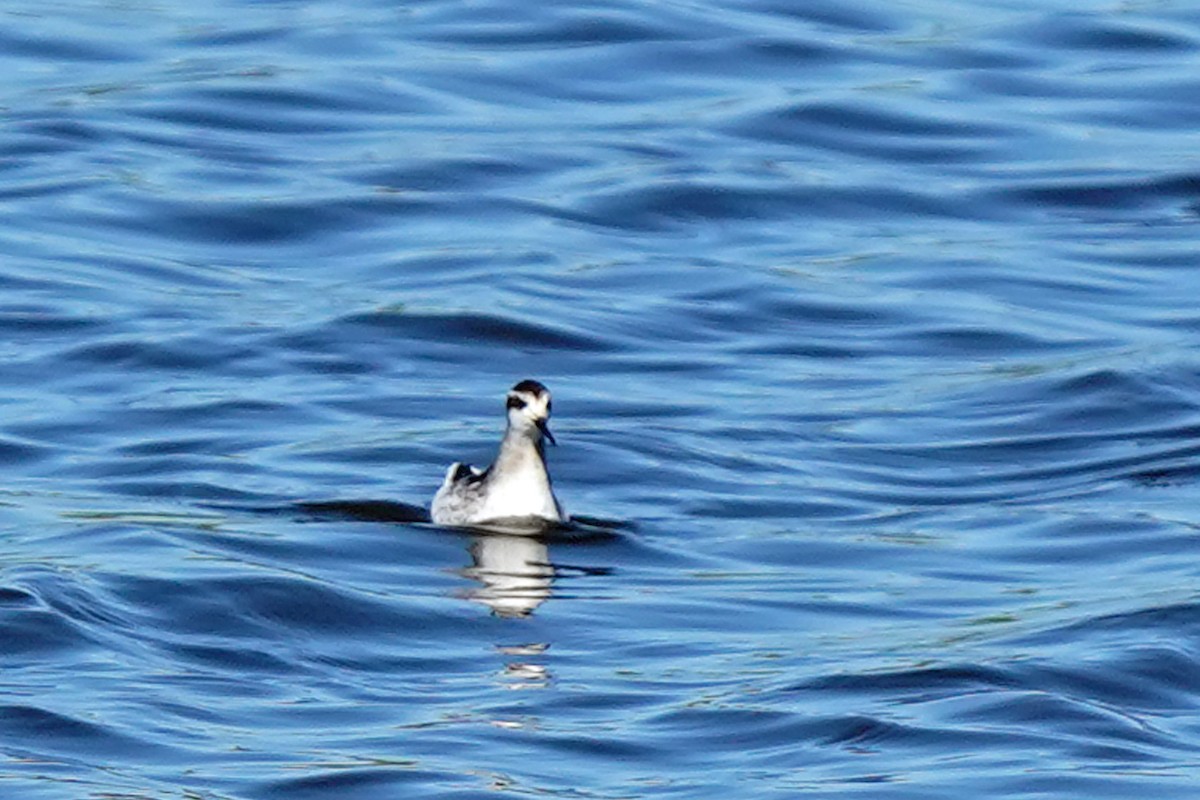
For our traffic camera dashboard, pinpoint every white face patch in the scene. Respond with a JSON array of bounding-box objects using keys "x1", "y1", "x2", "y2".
[{"x1": 507, "y1": 389, "x2": 551, "y2": 422}]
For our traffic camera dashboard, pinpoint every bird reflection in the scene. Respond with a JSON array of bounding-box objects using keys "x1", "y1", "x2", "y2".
[
  {"x1": 496, "y1": 643, "x2": 551, "y2": 691},
  {"x1": 461, "y1": 533, "x2": 554, "y2": 618}
]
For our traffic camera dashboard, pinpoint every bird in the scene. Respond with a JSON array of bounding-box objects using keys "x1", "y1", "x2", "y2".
[{"x1": 431, "y1": 380, "x2": 567, "y2": 529}]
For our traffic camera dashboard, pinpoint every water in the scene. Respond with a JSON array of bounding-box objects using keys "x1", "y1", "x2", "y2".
[{"x1": 3, "y1": 0, "x2": 1200, "y2": 796}]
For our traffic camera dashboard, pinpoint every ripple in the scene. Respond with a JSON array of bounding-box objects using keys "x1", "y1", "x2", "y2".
[
  {"x1": 255, "y1": 766, "x2": 455, "y2": 800},
  {"x1": 0, "y1": 606, "x2": 92, "y2": 657},
  {"x1": 0, "y1": 437, "x2": 53, "y2": 466},
  {"x1": 0, "y1": 27, "x2": 141, "y2": 63},
  {"x1": 0, "y1": 704, "x2": 169, "y2": 756},
  {"x1": 792, "y1": 663, "x2": 1020, "y2": 696},
  {"x1": 91, "y1": 195, "x2": 412, "y2": 246},
  {"x1": 0, "y1": 308, "x2": 109, "y2": 335},
  {"x1": 577, "y1": 180, "x2": 961, "y2": 231},
  {"x1": 415, "y1": 10, "x2": 682, "y2": 48},
  {"x1": 135, "y1": 98, "x2": 359, "y2": 136},
  {"x1": 330, "y1": 309, "x2": 616, "y2": 353},
  {"x1": 1024, "y1": 14, "x2": 1198, "y2": 53},
  {"x1": 998, "y1": 172, "x2": 1200, "y2": 213},
  {"x1": 727, "y1": 98, "x2": 1018, "y2": 165}
]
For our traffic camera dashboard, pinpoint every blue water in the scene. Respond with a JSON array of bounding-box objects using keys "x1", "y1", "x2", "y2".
[{"x1": 3, "y1": 0, "x2": 1200, "y2": 796}]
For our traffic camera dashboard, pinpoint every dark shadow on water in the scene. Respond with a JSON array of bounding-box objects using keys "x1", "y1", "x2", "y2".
[
  {"x1": 204, "y1": 499, "x2": 633, "y2": 542},
  {"x1": 296, "y1": 499, "x2": 633, "y2": 544},
  {"x1": 296, "y1": 499, "x2": 432, "y2": 523}
]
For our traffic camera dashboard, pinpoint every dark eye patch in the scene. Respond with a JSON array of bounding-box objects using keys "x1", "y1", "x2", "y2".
[{"x1": 507, "y1": 395, "x2": 527, "y2": 411}]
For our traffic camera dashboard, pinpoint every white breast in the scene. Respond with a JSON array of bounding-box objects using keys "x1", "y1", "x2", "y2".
[{"x1": 477, "y1": 474, "x2": 562, "y2": 523}]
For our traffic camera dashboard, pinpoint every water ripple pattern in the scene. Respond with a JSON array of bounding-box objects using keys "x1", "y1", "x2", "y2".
[{"x1": 3, "y1": 0, "x2": 1200, "y2": 797}]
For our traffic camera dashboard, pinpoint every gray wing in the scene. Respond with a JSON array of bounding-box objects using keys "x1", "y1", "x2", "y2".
[{"x1": 431, "y1": 462, "x2": 488, "y2": 525}]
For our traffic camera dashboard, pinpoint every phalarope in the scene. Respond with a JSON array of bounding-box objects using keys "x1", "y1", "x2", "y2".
[{"x1": 431, "y1": 380, "x2": 567, "y2": 529}]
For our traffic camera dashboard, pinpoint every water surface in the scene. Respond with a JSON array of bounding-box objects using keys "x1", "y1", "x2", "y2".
[{"x1": 3, "y1": 0, "x2": 1200, "y2": 797}]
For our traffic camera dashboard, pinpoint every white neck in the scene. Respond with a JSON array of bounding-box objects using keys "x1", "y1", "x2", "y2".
[
  {"x1": 492, "y1": 423, "x2": 548, "y2": 479},
  {"x1": 480, "y1": 423, "x2": 558, "y2": 521}
]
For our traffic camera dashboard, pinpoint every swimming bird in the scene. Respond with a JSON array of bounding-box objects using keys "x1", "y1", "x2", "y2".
[{"x1": 431, "y1": 380, "x2": 566, "y2": 529}]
